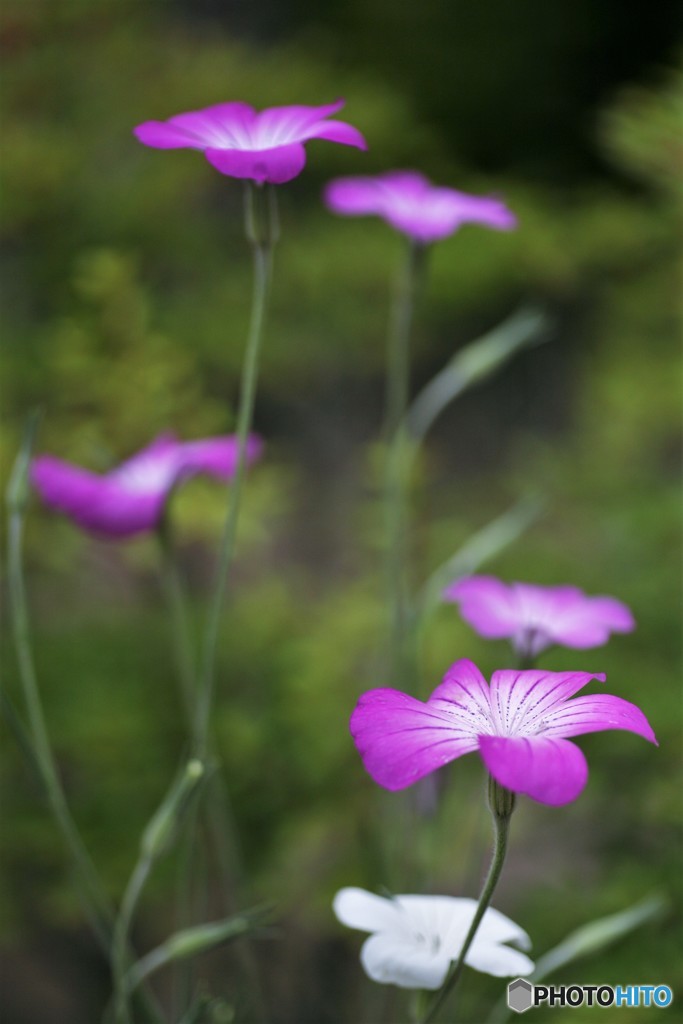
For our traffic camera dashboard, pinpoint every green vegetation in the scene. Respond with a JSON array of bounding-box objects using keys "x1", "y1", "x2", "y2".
[{"x1": 1, "y1": 3, "x2": 680, "y2": 1021}]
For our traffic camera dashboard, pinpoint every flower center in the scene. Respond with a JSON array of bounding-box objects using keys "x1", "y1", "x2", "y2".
[
  {"x1": 115, "y1": 459, "x2": 176, "y2": 494},
  {"x1": 413, "y1": 930, "x2": 442, "y2": 955}
]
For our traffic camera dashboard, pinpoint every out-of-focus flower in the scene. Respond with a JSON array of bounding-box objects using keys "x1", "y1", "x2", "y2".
[
  {"x1": 350, "y1": 659, "x2": 656, "y2": 805},
  {"x1": 443, "y1": 576, "x2": 635, "y2": 658},
  {"x1": 31, "y1": 433, "x2": 262, "y2": 538},
  {"x1": 324, "y1": 170, "x2": 516, "y2": 243},
  {"x1": 333, "y1": 887, "x2": 533, "y2": 988},
  {"x1": 134, "y1": 100, "x2": 367, "y2": 184}
]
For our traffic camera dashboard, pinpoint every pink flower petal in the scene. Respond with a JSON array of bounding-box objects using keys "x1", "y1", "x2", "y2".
[
  {"x1": 132, "y1": 121, "x2": 208, "y2": 150},
  {"x1": 350, "y1": 688, "x2": 479, "y2": 791},
  {"x1": 305, "y1": 119, "x2": 368, "y2": 149},
  {"x1": 540, "y1": 694, "x2": 658, "y2": 744},
  {"x1": 172, "y1": 103, "x2": 257, "y2": 146},
  {"x1": 548, "y1": 595, "x2": 636, "y2": 649},
  {"x1": 179, "y1": 435, "x2": 263, "y2": 480},
  {"x1": 31, "y1": 456, "x2": 105, "y2": 519},
  {"x1": 444, "y1": 576, "x2": 635, "y2": 654},
  {"x1": 31, "y1": 456, "x2": 165, "y2": 537},
  {"x1": 254, "y1": 100, "x2": 346, "y2": 145},
  {"x1": 135, "y1": 100, "x2": 365, "y2": 182},
  {"x1": 324, "y1": 177, "x2": 390, "y2": 215},
  {"x1": 134, "y1": 103, "x2": 257, "y2": 150},
  {"x1": 585, "y1": 597, "x2": 635, "y2": 631},
  {"x1": 478, "y1": 735, "x2": 589, "y2": 805},
  {"x1": 111, "y1": 434, "x2": 181, "y2": 491},
  {"x1": 443, "y1": 576, "x2": 521, "y2": 638},
  {"x1": 32, "y1": 433, "x2": 262, "y2": 539},
  {"x1": 429, "y1": 658, "x2": 493, "y2": 722},
  {"x1": 442, "y1": 192, "x2": 517, "y2": 231},
  {"x1": 349, "y1": 660, "x2": 656, "y2": 803},
  {"x1": 325, "y1": 172, "x2": 515, "y2": 243},
  {"x1": 204, "y1": 142, "x2": 307, "y2": 184},
  {"x1": 488, "y1": 669, "x2": 606, "y2": 735}
]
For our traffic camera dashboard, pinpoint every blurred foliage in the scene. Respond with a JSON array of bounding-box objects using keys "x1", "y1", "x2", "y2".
[
  {"x1": 1, "y1": 2, "x2": 681, "y2": 1022},
  {"x1": 600, "y1": 64, "x2": 683, "y2": 201}
]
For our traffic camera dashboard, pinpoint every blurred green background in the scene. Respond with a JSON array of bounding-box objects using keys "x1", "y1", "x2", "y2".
[{"x1": 1, "y1": 1, "x2": 681, "y2": 1022}]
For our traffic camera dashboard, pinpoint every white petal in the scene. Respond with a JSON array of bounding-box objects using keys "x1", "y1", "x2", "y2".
[
  {"x1": 466, "y1": 937, "x2": 535, "y2": 977},
  {"x1": 333, "y1": 888, "x2": 402, "y2": 934},
  {"x1": 360, "y1": 933, "x2": 451, "y2": 989},
  {"x1": 397, "y1": 895, "x2": 474, "y2": 955},
  {"x1": 469, "y1": 904, "x2": 532, "y2": 949}
]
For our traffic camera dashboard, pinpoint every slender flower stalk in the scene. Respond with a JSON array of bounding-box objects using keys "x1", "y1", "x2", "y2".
[
  {"x1": 112, "y1": 855, "x2": 154, "y2": 1024},
  {"x1": 384, "y1": 240, "x2": 424, "y2": 443},
  {"x1": 324, "y1": 172, "x2": 517, "y2": 686},
  {"x1": 156, "y1": 514, "x2": 197, "y2": 720},
  {"x1": 421, "y1": 779, "x2": 514, "y2": 1023},
  {"x1": 194, "y1": 182, "x2": 277, "y2": 758},
  {"x1": 9, "y1": 422, "x2": 167, "y2": 1024},
  {"x1": 112, "y1": 760, "x2": 204, "y2": 1024},
  {"x1": 5, "y1": 416, "x2": 114, "y2": 949},
  {"x1": 184, "y1": 183, "x2": 276, "y2": 1023},
  {"x1": 384, "y1": 240, "x2": 426, "y2": 686},
  {"x1": 155, "y1": 506, "x2": 254, "y2": 1016}
]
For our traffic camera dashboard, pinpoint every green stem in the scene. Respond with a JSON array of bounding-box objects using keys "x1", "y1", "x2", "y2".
[
  {"x1": 421, "y1": 777, "x2": 515, "y2": 1024},
  {"x1": 194, "y1": 182, "x2": 276, "y2": 758},
  {"x1": 6, "y1": 421, "x2": 165, "y2": 1024},
  {"x1": 0, "y1": 687, "x2": 45, "y2": 793},
  {"x1": 185, "y1": 182, "x2": 274, "y2": 1023},
  {"x1": 516, "y1": 648, "x2": 538, "y2": 670},
  {"x1": 383, "y1": 240, "x2": 426, "y2": 687},
  {"x1": 156, "y1": 516, "x2": 197, "y2": 723},
  {"x1": 6, "y1": 420, "x2": 113, "y2": 949},
  {"x1": 112, "y1": 856, "x2": 154, "y2": 1024},
  {"x1": 384, "y1": 240, "x2": 422, "y2": 442}
]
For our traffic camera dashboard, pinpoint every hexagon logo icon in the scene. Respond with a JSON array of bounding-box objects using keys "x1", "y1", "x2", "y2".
[{"x1": 508, "y1": 978, "x2": 534, "y2": 1013}]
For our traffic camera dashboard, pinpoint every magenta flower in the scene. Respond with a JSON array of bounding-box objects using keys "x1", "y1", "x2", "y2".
[
  {"x1": 324, "y1": 170, "x2": 516, "y2": 244},
  {"x1": 443, "y1": 576, "x2": 635, "y2": 658},
  {"x1": 31, "y1": 433, "x2": 262, "y2": 538},
  {"x1": 133, "y1": 100, "x2": 367, "y2": 184},
  {"x1": 350, "y1": 659, "x2": 656, "y2": 805}
]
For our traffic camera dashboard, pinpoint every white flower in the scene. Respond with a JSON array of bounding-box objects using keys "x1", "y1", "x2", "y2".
[{"x1": 333, "y1": 888, "x2": 534, "y2": 989}]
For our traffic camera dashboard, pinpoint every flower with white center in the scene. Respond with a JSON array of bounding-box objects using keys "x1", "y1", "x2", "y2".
[
  {"x1": 324, "y1": 170, "x2": 516, "y2": 244},
  {"x1": 443, "y1": 576, "x2": 635, "y2": 658},
  {"x1": 31, "y1": 432, "x2": 262, "y2": 538},
  {"x1": 333, "y1": 887, "x2": 534, "y2": 988},
  {"x1": 134, "y1": 100, "x2": 367, "y2": 184},
  {"x1": 350, "y1": 659, "x2": 657, "y2": 805}
]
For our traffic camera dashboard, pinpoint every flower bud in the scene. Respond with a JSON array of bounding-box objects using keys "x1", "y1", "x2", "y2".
[
  {"x1": 141, "y1": 759, "x2": 204, "y2": 860},
  {"x1": 163, "y1": 915, "x2": 252, "y2": 961}
]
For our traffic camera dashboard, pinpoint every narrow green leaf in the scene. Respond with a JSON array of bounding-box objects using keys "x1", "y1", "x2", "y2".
[
  {"x1": 6, "y1": 409, "x2": 42, "y2": 513},
  {"x1": 141, "y1": 758, "x2": 205, "y2": 860},
  {"x1": 416, "y1": 494, "x2": 544, "y2": 627},
  {"x1": 407, "y1": 308, "x2": 546, "y2": 445},
  {"x1": 487, "y1": 894, "x2": 668, "y2": 1024},
  {"x1": 530, "y1": 894, "x2": 668, "y2": 982},
  {"x1": 124, "y1": 906, "x2": 271, "y2": 995}
]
